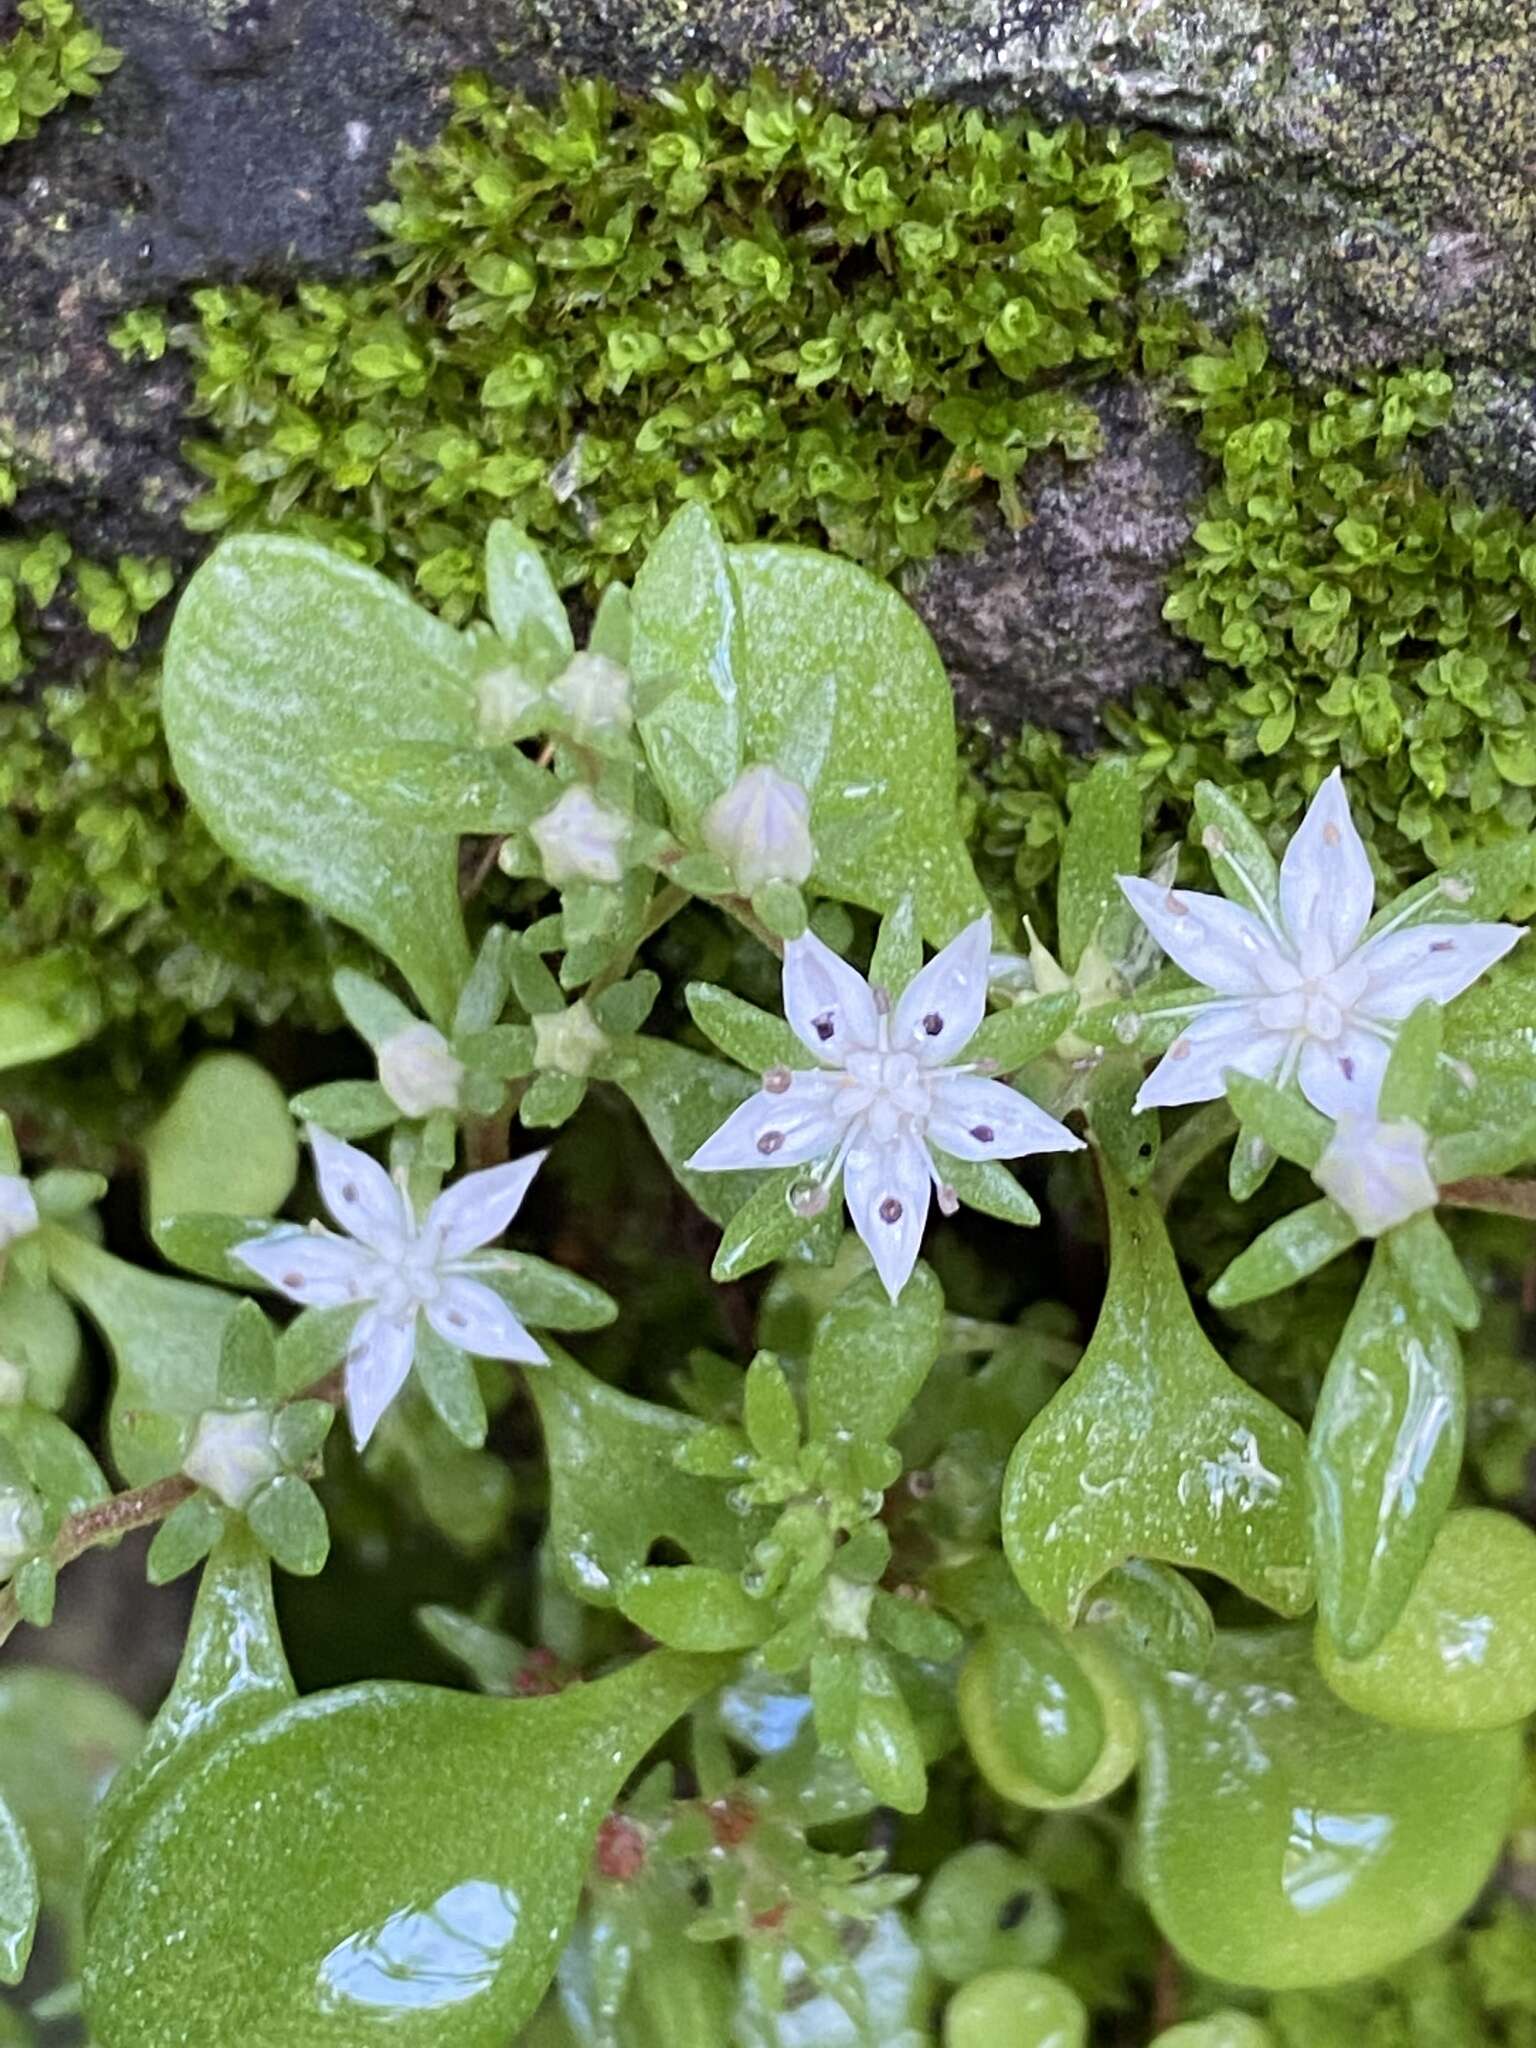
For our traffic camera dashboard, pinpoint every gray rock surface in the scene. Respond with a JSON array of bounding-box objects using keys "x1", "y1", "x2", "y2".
[{"x1": 3, "y1": 0, "x2": 1533, "y2": 731}]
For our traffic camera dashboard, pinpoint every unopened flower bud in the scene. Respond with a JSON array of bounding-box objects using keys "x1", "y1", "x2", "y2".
[
  {"x1": 1313, "y1": 1113, "x2": 1438, "y2": 1237},
  {"x1": 476, "y1": 663, "x2": 541, "y2": 741},
  {"x1": 531, "y1": 787, "x2": 629, "y2": 885},
  {"x1": 0, "y1": 1176, "x2": 38, "y2": 1254},
  {"x1": 378, "y1": 1022, "x2": 464, "y2": 1119},
  {"x1": 701, "y1": 763, "x2": 814, "y2": 894},
  {"x1": 552, "y1": 651, "x2": 632, "y2": 737},
  {"x1": 183, "y1": 1408, "x2": 281, "y2": 1510},
  {"x1": 0, "y1": 1486, "x2": 42, "y2": 1580},
  {"x1": 533, "y1": 1000, "x2": 610, "y2": 1079}
]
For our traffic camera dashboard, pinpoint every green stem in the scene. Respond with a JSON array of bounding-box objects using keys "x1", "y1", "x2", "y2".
[{"x1": 1149, "y1": 1100, "x2": 1237, "y2": 1210}]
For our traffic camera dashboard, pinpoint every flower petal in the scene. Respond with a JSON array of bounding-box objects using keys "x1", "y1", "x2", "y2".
[
  {"x1": 426, "y1": 1277, "x2": 547, "y2": 1364},
  {"x1": 343, "y1": 1307, "x2": 417, "y2": 1450},
  {"x1": 926, "y1": 1072, "x2": 1083, "y2": 1162},
  {"x1": 844, "y1": 1133, "x2": 931, "y2": 1303},
  {"x1": 891, "y1": 915, "x2": 994, "y2": 1066},
  {"x1": 782, "y1": 931, "x2": 880, "y2": 1065},
  {"x1": 1298, "y1": 1029, "x2": 1391, "y2": 1120},
  {"x1": 1279, "y1": 770, "x2": 1376, "y2": 969},
  {"x1": 1354, "y1": 921, "x2": 1523, "y2": 1022},
  {"x1": 308, "y1": 1126, "x2": 410, "y2": 1254},
  {"x1": 1117, "y1": 878, "x2": 1279, "y2": 996},
  {"x1": 432, "y1": 1151, "x2": 548, "y2": 1260},
  {"x1": 233, "y1": 1226, "x2": 374, "y2": 1308},
  {"x1": 685, "y1": 1073, "x2": 842, "y2": 1173},
  {"x1": 1134, "y1": 1004, "x2": 1289, "y2": 1111}
]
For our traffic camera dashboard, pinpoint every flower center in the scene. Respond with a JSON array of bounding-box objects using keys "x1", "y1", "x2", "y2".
[
  {"x1": 839, "y1": 1048, "x2": 933, "y2": 1144},
  {"x1": 1255, "y1": 954, "x2": 1369, "y2": 1045}
]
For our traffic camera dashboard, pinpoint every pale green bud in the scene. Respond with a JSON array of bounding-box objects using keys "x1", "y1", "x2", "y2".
[
  {"x1": 183, "y1": 1408, "x2": 281, "y2": 1510},
  {"x1": 378, "y1": 1022, "x2": 464, "y2": 1119},
  {"x1": 702, "y1": 763, "x2": 814, "y2": 894}
]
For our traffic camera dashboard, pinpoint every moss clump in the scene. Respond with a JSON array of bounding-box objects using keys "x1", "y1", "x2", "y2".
[
  {"x1": 0, "y1": 658, "x2": 357, "y2": 1064},
  {"x1": 969, "y1": 329, "x2": 1536, "y2": 923},
  {"x1": 175, "y1": 71, "x2": 1183, "y2": 598},
  {"x1": 0, "y1": 0, "x2": 117, "y2": 154}
]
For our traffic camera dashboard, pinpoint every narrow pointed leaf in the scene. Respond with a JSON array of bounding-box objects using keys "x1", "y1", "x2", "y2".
[
  {"x1": 685, "y1": 985, "x2": 807, "y2": 1076},
  {"x1": 1059, "y1": 757, "x2": 1143, "y2": 971},
  {"x1": 485, "y1": 521, "x2": 574, "y2": 680},
  {"x1": 1309, "y1": 1240, "x2": 1466, "y2": 1657},
  {"x1": 631, "y1": 504, "x2": 744, "y2": 828},
  {"x1": 1208, "y1": 1199, "x2": 1360, "y2": 1308},
  {"x1": 1002, "y1": 1167, "x2": 1313, "y2": 1625},
  {"x1": 1222, "y1": 1074, "x2": 1330, "y2": 1171}
]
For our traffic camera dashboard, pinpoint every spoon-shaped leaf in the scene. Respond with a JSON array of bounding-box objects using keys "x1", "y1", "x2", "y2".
[
  {"x1": 83, "y1": 1649, "x2": 723, "y2": 2047},
  {"x1": 1135, "y1": 1628, "x2": 1520, "y2": 1989},
  {"x1": 1002, "y1": 1167, "x2": 1312, "y2": 1625},
  {"x1": 525, "y1": 1348, "x2": 753, "y2": 1608},
  {"x1": 42, "y1": 1226, "x2": 237, "y2": 1485},
  {"x1": 162, "y1": 535, "x2": 479, "y2": 1024}
]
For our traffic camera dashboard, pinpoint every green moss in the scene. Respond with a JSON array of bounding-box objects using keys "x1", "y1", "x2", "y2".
[
  {"x1": 175, "y1": 72, "x2": 1182, "y2": 594},
  {"x1": 0, "y1": 0, "x2": 118, "y2": 153},
  {"x1": 969, "y1": 327, "x2": 1536, "y2": 929},
  {"x1": 15, "y1": 68, "x2": 1536, "y2": 1059}
]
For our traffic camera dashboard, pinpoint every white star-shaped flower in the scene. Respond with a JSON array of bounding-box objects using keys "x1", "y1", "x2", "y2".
[
  {"x1": 686, "y1": 917, "x2": 1082, "y2": 1302},
  {"x1": 234, "y1": 1128, "x2": 548, "y2": 1449},
  {"x1": 1119, "y1": 770, "x2": 1522, "y2": 1118}
]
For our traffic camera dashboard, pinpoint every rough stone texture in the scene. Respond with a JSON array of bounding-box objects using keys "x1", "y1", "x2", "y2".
[
  {"x1": 3, "y1": 0, "x2": 1534, "y2": 730},
  {"x1": 908, "y1": 381, "x2": 1206, "y2": 739}
]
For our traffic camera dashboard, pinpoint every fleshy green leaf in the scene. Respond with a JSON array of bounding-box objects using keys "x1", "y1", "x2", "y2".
[
  {"x1": 413, "y1": 1326, "x2": 488, "y2": 1449},
  {"x1": 1222, "y1": 1074, "x2": 1330, "y2": 1171},
  {"x1": 0, "y1": 1280, "x2": 80, "y2": 1413},
  {"x1": 41, "y1": 1227, "x2": 235, "y2": 1485},
  {"x1": 485, "y1": 521, "x2": 574, "y2": 681},
  {"x1": 247, "y1": 1476, "x2": 331, "y2": 1577},
  {"x1": 630, "y1": 504, "x2": 745, "y2": 830},
  {"x1": 684, "y1": 984, "x2": 806, "y2": 1075},
  {"x1": 1377, "y1": 1000, "x2": 1442, "y2": 1121},
  {"x1": 1135, "y1": 1629, "x2": 1520, "y2": 1989},
  {"x1": 967, "y1": 993, "x2": 1080, "y2": 1072},
  {"x1": 0, "y1": 1795, "x2": 38, "y2": 1987},
  {"x1": 1208, "y1": 1198, "x2": 1360, "y2": 1309},
  {"x1": 145, "y1": 1054, "x2": 297, "y2": 1239},
  {"x1": 710, "y1": 1177, "x2": 840, "y2": 1285},
  {"x1": 162, "y1": 535, "x2": 478, "y2": 1024},
  {"x1": 330, "y1": 742, "x2": 554, "y2": 833},
  {"x1": 147, "y1": 1497, "x2": 226, "y2": 1585},
  {"x1": 525, "y1": 1349, "x2": 753, "y2": 1608},
  {"x1": 1002, "y1": 1167, "x2": 1313, "y2": 1624},
  {"x1": 1191, "y1": 781, "x2": 1280, "y2": 918},
  {"x1": 0, "y1": 953, "x2": 101, "y2": 1072},
  {"x1": 475, "y1": 1257, "x2": 616, "y2": 1333},
  {"x1": 84, "y1": 1651, "x2": 724, "y2": 2047},
  {"x1": 617, "y1": 1565, "x2": 770, "y2": 1651},
  {"x1": 286, "y1": 1080, "x2": 396, "y2": 1140},
  {"x1": 0, "y1": 1670, "x2": 140, "y2": 1970},
  {"x1": 721, "y1": 542, "x2": 985, "y2": 938},
  {"x1": 1058, "y1": 757, "x2": 1143, "y2": 971},
  {"x1": 605, "y1": 1037, "x2": 767, "y2": 1227},
  {"x1": 89, "y1": 1528, "x2": 295, "y2": 1916},
  {"x1": 1308, "y1": 1239, "x2": 1466, "y2": 1658},
  {"x1": 935, "y1": 1154, "x2": 1040, "y2": 1227},
  {"x1": 808, "y1": 1263, "x2": 943, "y2": 1444}
]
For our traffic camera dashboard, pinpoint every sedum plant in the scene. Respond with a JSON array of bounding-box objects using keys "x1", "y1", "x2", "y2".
[{"x1": 3, "y1": 510, "x2": 1536, "y2": 2044}]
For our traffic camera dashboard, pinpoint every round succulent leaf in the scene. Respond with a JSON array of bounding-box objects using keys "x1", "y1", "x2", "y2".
[{"x1": 1134, "y1": 1628, "x2": 1521, "y2": 1990}]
